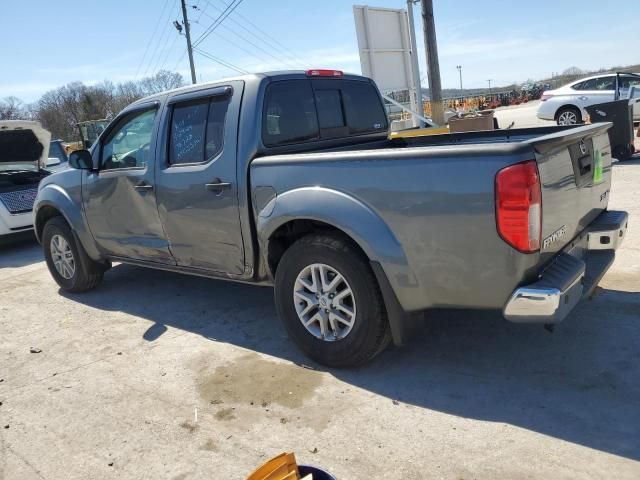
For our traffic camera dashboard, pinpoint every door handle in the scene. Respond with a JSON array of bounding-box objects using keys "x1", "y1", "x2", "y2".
[
  {"x1": 205, "y1": 180, "x2": 232, "y2": 191},
  {"x1": 134, "y1": 182, "x2": 153, "y2": 192}
]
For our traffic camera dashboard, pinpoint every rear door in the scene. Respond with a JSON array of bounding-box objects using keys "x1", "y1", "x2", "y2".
[
  {"x1": 619, "y1": 74, "x2": 640, "y2": 119},
  {"x1": 155, "y1": 82, "x2": 244, "y2": 274},
  {"x1": 527, "y1": 124, "x2": 613, "y2": 261},
  {"x1": 574, "y1": 76, "x2": 615, "y2": 111}
]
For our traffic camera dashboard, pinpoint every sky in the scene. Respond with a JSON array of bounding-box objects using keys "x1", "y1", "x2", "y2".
[{"x1": 1, "y1": 0, "x2": 637, "y2": 103}]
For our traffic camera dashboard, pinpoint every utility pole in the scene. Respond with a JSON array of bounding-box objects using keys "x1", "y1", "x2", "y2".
[
  {"x1": 180, "y1": 0, "x2": 197, "y2": 84},
  {"x1": 406, "y1": 0, "x2": 424, "y2": 127},
  {"x1": 421, "y1": 0, "x2": 444, "y2": 125},
  {"x1": 487, "y1": 79, "x2": 493, "y2": 96},
  {"x1": 456, "y1": 65, "x2": 463, "y2": 92}
]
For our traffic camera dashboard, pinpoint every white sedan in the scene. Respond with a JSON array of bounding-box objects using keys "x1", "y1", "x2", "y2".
[{"x1": 537, "y1": 73, "x2": 640, "y2": 125}]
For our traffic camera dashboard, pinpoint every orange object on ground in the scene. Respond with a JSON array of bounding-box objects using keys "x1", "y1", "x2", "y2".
[{"x1": 246, "y1": 452, "x2": 300, "y2": 480}]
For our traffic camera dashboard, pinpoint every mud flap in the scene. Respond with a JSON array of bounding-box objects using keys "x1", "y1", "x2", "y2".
[{"x1": 370, "y1": 261, "x2": 422, "y2": 346}]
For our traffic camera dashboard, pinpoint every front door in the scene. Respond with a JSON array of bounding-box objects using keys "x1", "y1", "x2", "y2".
[
  {"x1": 155, "y1": 82, "x2": 245, "y2": 274},
  {"x1": 83, "y1": 104, "x2": 173, "y2": 263}
]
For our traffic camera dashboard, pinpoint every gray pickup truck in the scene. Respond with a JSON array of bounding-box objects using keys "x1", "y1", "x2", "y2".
[{"x1": 33, "y1": 70, "x2": 628, "y2": 366}]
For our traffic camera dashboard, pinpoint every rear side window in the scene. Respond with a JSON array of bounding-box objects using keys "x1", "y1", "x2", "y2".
[
  {"x1": 340, "y1": 81, "x2": 388, "y2": 134},
  {"x1": 263, "y1": 81, "x2": 319, "y2": 147},
  {"x1": 169, "y1": 95, "x2": 230, "y2": 165},
  {"x1": 572, "y1": 77, "x2": 614, "y2": 91}
]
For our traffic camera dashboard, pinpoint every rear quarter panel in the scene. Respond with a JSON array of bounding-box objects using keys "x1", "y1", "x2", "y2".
[{"x1": 251, "y1": 144, "x2": 541, "y2": 312}]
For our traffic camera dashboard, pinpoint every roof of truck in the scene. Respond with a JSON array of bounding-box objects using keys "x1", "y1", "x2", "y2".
[{"x1": 130, "y1": 70, "x2": 368, "y2": 107}]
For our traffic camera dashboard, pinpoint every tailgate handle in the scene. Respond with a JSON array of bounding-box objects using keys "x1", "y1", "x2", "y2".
[{"x1": 578, "y1": 155, "x2": 592, "y2": 175}]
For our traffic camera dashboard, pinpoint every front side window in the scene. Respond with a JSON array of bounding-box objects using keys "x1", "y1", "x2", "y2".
[
  {"x1": 101, "y1": 109, "x2": 156, "y2": 170},
  {"x1": 169, "y1": 95, "x2": 230, "y2": 165},
  {"x1": 593, "y1": 77, "x2": 615, "y2": 90},
  {"x1": 620, "y1": 75, "x2": 640, "y2": 89}
]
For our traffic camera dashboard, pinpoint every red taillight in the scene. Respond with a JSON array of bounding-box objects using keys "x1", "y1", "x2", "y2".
[
  {"x1": 306, "y1": 69, "x2": 343, "y2": 77},
  {"x1": 495, "y1": 160, "x2": 542, "y2": 253}
]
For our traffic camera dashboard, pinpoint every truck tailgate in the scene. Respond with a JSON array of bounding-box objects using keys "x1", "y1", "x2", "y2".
[{"x1": 526, "y1": 123, "x2": 613, "y2": 261}]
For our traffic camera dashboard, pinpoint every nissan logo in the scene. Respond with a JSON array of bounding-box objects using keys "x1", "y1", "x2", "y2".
[{"x1": 579, "y1": 140, "x2": 588, "y2": 155}]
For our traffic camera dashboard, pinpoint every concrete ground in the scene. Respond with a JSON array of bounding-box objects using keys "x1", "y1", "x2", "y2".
[
  {"x1": 494, "y1": 100, "x2": 552, "y2": 128},
  {"x1": 1, "y1": 147, "x2": 639, "y2": 480}
]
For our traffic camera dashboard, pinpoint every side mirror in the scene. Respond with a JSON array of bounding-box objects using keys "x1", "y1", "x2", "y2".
[{"x1": 68, "y1": 149, "x2": 93, "y2": 170}]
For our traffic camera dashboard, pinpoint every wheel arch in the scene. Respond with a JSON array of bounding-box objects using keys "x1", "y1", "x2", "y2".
[
  {"x1": 257, "y1": 187, "x2": 410, "y2": 279},
  {"x1": 256, "y1": 187, "x2": 420, "y2": 346},
  {"x1": 34, "y1": 184, "x2": 101, "y2": 260}
]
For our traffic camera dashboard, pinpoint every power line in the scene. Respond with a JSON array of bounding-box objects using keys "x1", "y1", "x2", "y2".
[
  {"x1": 156, "y1": 25, "x2": 182, "y2": 74},
  {"x1": 143, "y1": 0, "x2": 180, "y2": 78},
  {"x1": 191, "y1": 0, "x2": 238, "y2": 46},
  {"x1": 204, "y1": 0, "x2": 306, "y2": 67},
  {"x1": 192, "y1": 0, "x2": 244, "y2": 47},
  {"x1": 194, "y1": 5, "x2": 296, "y2": 69},
  {"x1": 158, "y1": 0, "x2": 203, "y2": 74},
  {"x1": 149, "y1": 1, "x2": 185, "y2": 76},
  {"x1": 171, "y1": 0, "x2": 209, "y2": 73},
  {"x1": 136, "y1": 0, "x2": 172, "y2": 78},
  {"x1": 194, "y1": 47, "x2": 249, "y2": 75}
]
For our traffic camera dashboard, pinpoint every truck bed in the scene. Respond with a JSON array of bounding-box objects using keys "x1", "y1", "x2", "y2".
[{"x1": 251, "y1": 123, "x2": 613, "y2": 313}]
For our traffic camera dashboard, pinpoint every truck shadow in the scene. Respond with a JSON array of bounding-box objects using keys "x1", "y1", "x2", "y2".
[{"x1": 64, "y1": 263, "x2": 640, "y2": 462}]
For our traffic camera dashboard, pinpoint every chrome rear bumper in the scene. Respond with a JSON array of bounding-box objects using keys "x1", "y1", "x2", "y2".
[{"x1": 504, "y1": 210, "x2": 628, "y2": 324}]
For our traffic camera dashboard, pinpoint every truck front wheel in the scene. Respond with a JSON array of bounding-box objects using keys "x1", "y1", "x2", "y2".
[
  {"x1": 274, "y1": 234, "x2": 390, "y2": 367},
  {"x1": 42, "y1": 216, "x2": 104, "y2": 292}
]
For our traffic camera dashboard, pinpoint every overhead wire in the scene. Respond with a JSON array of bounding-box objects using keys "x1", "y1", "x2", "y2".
[
  {"x1": 193, "y1": 5, "x2": 297, "y2": 69},
  {"x1": 172, "y1": 0, "x2": 209, "y2": 72},
  {"x1": 192, "y1": 0, "x2": 244, "y2": 47},
  {"x1": 136, "y1": 0, "x2": 172, "y2": 78},
  {"x1": 202, "y1": 0, "x2": 306, "y2": 67},
  {"x1": 156, "y1": 0, "x2": 197, "y2": 74},
  {"x1": 193, "y1": 47, "x2": 249, "y2": 75},
  {"x1": 143, "y1": 0, "x2": 179, "y2": 78}
]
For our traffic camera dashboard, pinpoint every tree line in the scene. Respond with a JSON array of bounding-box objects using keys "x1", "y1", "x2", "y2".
[{"x1": 0, "y1": 70, "x2": 184, "y2": 141}]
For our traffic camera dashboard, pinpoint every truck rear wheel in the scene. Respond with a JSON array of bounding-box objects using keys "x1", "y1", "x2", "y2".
[
  {"x1": 42, "y1": 216, "x2": 104, "y2": 292},
  {"x1": 274, "y1": 234, "x2": 390, "y2": 367}
]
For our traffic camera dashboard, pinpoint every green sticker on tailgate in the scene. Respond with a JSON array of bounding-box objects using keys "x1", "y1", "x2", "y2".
[{"x1": 593, "y1": 149, "x2": 603, "y2": 184}]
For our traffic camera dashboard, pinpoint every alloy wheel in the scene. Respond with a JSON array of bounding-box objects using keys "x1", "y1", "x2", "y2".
[
  {"x1": 293, "y1": 263, "x2": 356, "y2": 341},
  {"x1": 558, "y1": 110, "x2": 578, "y2": 125},
  {"x1": 50, "y1": 234, "x2": 75, "y2": 279}
]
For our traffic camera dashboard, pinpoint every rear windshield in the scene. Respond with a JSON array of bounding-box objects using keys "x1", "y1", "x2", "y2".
[{"x1": 262, "y1": 78, "x2": 388, "y2": 147}]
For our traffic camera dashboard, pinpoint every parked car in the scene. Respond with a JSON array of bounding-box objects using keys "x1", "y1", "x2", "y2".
[
  {"x1": 0, "y1": 121, "x2": 59, "y2": 238},
  {"x1": 34, "y1": 70, "x2": 627, "y2": 366},
  {"x1": 537, "y1": 73, "x2": 640, "y2": 125}
]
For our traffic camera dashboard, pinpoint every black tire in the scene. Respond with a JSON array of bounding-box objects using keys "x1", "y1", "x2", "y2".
[
  {"x1": 274, "y1": 233, "x2": 391, "y2": 367},
  {"x1": 42, "y1": 216, "x2": 104, "y2": 292},
  {"x1": 556, "y1": 106, "x2": 582, "y2": 125}
]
